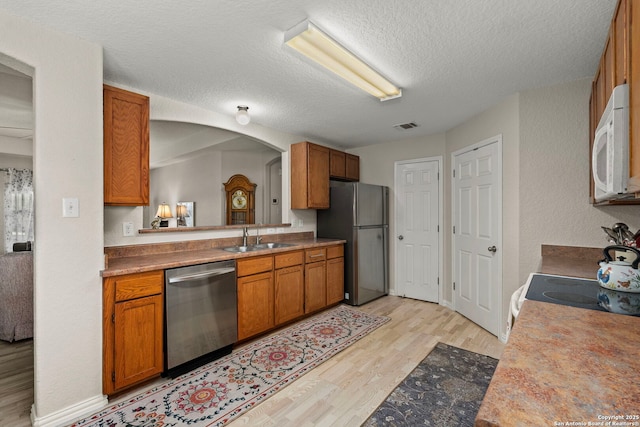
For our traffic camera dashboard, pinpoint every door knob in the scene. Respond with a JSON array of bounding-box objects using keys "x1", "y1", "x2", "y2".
[
  {"x1": 398, "y1": 235, "x2": 404, "y2": 240},
  {"x1": 488, "y1": 245, "x2": 497, "y2": 253}
]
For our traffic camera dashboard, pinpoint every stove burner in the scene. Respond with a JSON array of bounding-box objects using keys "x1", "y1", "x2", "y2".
[
  {"x1": 542, "y1": 291, "x2": 599, "y2": 305},
  {"x1": 546, "y1": 277, "x2": 592, "y2": 287}
]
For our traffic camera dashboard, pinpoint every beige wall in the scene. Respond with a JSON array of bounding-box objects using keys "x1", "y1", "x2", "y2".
[
  {"x1": 519, "y1": 79, "x2": 640, "y2": 281},
  {"x1": 445, "y1": 93, "x2": 520, "y2": 338},
  {"x1": 1, "y1": 9, "x2": 105, "y2": 425},
  {"x1": 354, "y1": 78, "x2": 640, "y2": 342},
  {"x1": 148, "y1": 148, "x2": 281, "y2": 227},
  {"x1": 348, "y1": 133, "x2": 446, "y2": 298}
]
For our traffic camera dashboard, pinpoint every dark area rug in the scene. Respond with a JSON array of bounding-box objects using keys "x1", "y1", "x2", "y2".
[{"x1": 363, "y1": 342, "x2": 498, "y2": 427}]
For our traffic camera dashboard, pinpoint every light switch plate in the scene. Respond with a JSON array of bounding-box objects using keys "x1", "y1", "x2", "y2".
[{"x1": 62, "y1": 198, "x2": 79, "y2": 217}]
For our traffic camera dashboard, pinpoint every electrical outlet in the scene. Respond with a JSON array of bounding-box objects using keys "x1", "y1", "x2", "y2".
[
  {"x1": 297, "y1": 219, "x2": 304, "y2": 228},
  {"x1": 122, "y1": 222, "x2": 135, "y2": 237}
]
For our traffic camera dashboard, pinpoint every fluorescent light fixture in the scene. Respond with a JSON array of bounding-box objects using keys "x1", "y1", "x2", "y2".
[{"x1": 285, "y1": 20, "x2": 401, "y2": 101}]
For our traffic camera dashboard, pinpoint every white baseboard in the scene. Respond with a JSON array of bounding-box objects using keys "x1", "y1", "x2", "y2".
[
  {"x1": 31, "y1": 394, "x2": 108, "y2": 427},
  {"x1": 440, "y1": 299, "x2": 453, "y2": 310}
]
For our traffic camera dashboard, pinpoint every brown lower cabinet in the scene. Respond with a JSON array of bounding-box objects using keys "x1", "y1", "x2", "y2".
[
  {"x1": 237, "y1": 271, "x2": 275, "y2": 340},
  {"x1": 305, "y1": 257, "x2": 327, "y2": 313},
  {"x1": 274, "y1": 251, "x2": 305, "y2": 324},
  {"x1": 103, "y1": 270, "x2": 164, "y2": 395},
  {"x1": 237, "y1": 244, "x2": 345, "y2": 340},
  {"x1": 236, "y1": 256, "x2": 275, "y2": 341},
  {"x1": 103, "y1": 245, "x2": 345, "y2": 394},
  {"x1": 326, "y1": 245, "x2": 345, "y2": 305}
]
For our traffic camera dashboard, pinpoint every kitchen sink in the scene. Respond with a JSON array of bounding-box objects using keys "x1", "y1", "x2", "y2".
[{"x1": 223, "y1": 242, "x2": 295, "y2": 253}]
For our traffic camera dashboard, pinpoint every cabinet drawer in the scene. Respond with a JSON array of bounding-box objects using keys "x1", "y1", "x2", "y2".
[
  {"x1": 305, "y1": 248, "x2": 326, "y2": 263},
  {"x1": 237, "y1": 256, "x2": 274, "y2": 277},
  {"x1": 275, "y1": 251, "x2": 304, "y2": 269},
  {"x1": 326, "y1": 245, "x2": 344, "y2": 259},
  {"x1": 114, "y1": 270, "x2": 164, "y2": 302}
]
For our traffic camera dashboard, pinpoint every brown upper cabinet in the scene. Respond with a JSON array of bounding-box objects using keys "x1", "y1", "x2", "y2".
[
  {"x1": 630, "y1": 0, "x2": 640, "y2": 192},
  {"x1": 330, "y1": 149, "x2": 360, "y2": 181},
  {"x1": 589, "y1": 0, "x2": 640, "y2": 203},
  {"x1": 103, "y1": 85, "x2": 150, "y2": 206},
  {"x1": 345, "y1": 153, "x2": 360, "y2": 181},
  {"x1": 291, "y1": 141, "x2": 360, "y2": 209},
  {"x1": 329, "y1": 149, "x2": 346, "y2": 178},
  {"x1": 291, "y1": 141, "x2": 330, "y2": 209}
]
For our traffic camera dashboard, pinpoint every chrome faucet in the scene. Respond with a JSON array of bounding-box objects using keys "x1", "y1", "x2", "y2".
[
  {"x1": 242, "y1": 227, "x2": 248, "y2": 247},
  {"x1": 256, "y1": 226, "x2": 262, "y2": 245}
]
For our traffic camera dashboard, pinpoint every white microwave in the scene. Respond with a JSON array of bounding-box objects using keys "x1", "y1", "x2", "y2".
[{"x1": 592, "y1": 83, "x2": 630, "y2": 202}]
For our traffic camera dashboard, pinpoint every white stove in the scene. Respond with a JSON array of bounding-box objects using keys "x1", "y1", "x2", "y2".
[{"x1": 507, "y1": 272, "x2": 640, "y2": 339}]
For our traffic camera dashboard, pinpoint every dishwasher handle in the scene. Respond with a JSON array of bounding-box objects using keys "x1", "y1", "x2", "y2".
[{"x1": 168, "y1": 267, "x2": 236, "y2": 284}]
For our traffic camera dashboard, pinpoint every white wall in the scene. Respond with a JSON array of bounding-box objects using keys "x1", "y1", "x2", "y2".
[
  {"x1": 519, "y1": 78, "x2": 640, "y2": 281},
  {"x1": 150, "y1": 150, "x2": 224, "y2": 227},
  {"x1": 0, "y1": 9, "x2": 106, "y2": 426},
  {"x1": 348, "y1": 133, "x2": 447, "y2": 296},
  {"x1": 149, "y1": 148, "x2": 280, "y2": 227}
]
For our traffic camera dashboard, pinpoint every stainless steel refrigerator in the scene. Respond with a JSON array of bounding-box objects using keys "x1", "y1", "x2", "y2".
[{"x1": 317, "y1": 181, "x2": 389, "y2": 306}]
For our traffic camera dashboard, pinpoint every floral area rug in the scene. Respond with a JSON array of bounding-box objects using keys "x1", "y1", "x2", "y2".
[
  {"x1": 70, "y1": 305, "x2": 389, "y2": 427},
  {"x1": 363, "y1": 342, "x2": 498, "y2": 427}
]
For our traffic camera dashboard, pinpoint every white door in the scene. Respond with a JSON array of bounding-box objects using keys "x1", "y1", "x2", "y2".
[
  {"x1": 395, "y1": 158, "x2": 441, "y2": 303},
  {"x1": 452, "y1": 136, "x2": 502, "y2": 336}
]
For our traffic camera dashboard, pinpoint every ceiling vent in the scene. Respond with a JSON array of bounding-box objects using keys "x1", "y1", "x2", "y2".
[{"x1": 393, "y1": 122, "x2": 419, "y2": 131}]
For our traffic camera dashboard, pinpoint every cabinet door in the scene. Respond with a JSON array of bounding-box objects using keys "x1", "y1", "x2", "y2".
[
  {"x1": 594, "y1": 63, "x2": 606, "y2": 125},
  {"x1": 326, "y1": 256, "x2": 345, "y2": 305},
  {"x1": 614, "y1": 0, "x2": 628, "y2": 86},
  {"x1": 345, "y1": 153, "x2": 360, "y2": 181},
  {"x1": 275, "y1": 265, "x2": 304, "y2": 325},
  {"x1": 603, "y1": 31, "x2": 615, "y2": 104},
  {"x1": 103, "y1": 85, "x2": 150, "y2": 206},
  {"x1": 308, "y1": 143, "x2": 330, "y2": 208},
  {"x1": 291, "y1": 142, "x2": 330, "y2": 209},
  {"x1": 114, "y1": 294, "x2": 163, "y2": 391},
  {"x1": 305, "y1": 261, "x2": 327, "y2": 313},
  {"x1": 630, "y1": 0, "x2": 640, "y2": 187},
  {"x1": 237, "y1": 271, "x2": 274, "y2": 340},
  {"x1": 330, "y1": 149, "x2": 346, "y2": 178}
]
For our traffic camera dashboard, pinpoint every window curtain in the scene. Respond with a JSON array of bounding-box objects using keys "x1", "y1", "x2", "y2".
[{"x1": 3, "y1": 168, "x2": 34, "y2": 253}]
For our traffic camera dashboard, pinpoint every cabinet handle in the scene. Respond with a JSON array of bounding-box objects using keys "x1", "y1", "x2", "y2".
[{"x1": 309, "y1": 253, "x2": 324, "y2": 258}]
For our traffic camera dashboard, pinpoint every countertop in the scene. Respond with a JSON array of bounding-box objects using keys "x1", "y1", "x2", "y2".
[
  {"x1": 475, "y1": 299, "x2": 640, "y2": 426},
  {"x1": 540, "y1": 244, "x2": 603, "y2": 279},
  {"x1": 102, "y1": 237, "x2": 345, "y2": 277}
]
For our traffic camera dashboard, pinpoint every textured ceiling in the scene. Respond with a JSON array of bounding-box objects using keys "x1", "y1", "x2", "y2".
[{"x1": 0, "y1": 0, "x2": 617, "y2": 148}]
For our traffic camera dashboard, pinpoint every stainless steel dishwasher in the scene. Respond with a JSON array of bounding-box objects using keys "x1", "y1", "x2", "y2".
[{"x1": 164, "y1": 260, "x2": 237, "y2": 377}]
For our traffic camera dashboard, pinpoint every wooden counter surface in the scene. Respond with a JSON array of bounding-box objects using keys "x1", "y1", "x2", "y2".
[
  {"x1": 475, "y1": 300, "x2": 640, "y2": 426},
  {"x1": 102, "y1": 238, "x2": 345, "y2": 277}
]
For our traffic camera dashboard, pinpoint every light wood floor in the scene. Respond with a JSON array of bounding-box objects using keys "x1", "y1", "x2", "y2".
[
  {"x1": 0, "y1": 338, "x2": 33, "y2": 427},
  {"x1": 0, "y1": 296, "x2": 504, "y2": 426}
]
